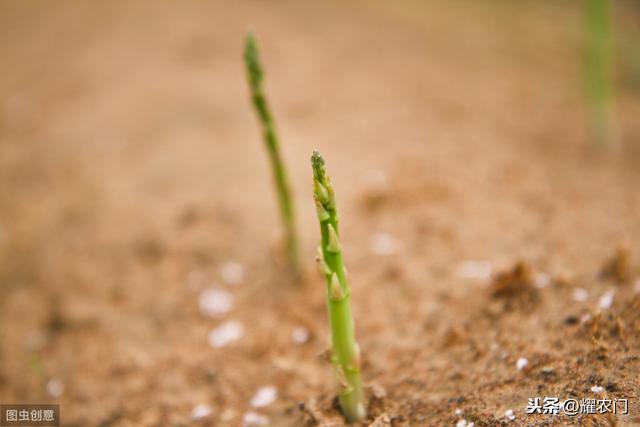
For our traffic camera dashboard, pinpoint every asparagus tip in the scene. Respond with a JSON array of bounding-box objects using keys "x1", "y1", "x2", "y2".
[
  {"x1": 244, "y1": 30, "x2": 262, "y2": 87},
  {"x1": 244, "y1": 29, "x2": 256, "y2": 54},
  {"x1": 311, "y1": 150, "x2": 325, "y2": 178},
  {"x1": 311, "y1": 149, "x2": 323, "y2": 164}
]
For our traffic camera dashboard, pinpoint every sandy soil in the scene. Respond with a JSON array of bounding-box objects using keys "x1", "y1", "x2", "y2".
[{"x1": 1, "y1": 1, "x2": 639, "y2": 426}]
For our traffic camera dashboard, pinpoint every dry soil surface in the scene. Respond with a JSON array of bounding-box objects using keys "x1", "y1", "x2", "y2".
[{"x1": 1, "y1": 1, "x2": 640, "y2": 426}]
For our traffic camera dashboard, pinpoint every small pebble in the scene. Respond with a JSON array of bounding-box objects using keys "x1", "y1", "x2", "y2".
[
  {"x1": 457, "y1": 261, "x2": 492, "y2": 280},
  {"x1": 291, "y1": 327, "x2": 309, "y2": 344},
  {"x1": 598, "y1": 290, "x2": 615, "y2": 310},
  {"x1": 221, "y1": 261, "x2": 244, "y2": 285},
  {"x1": 370, "y1": 383, "x2": 387, "y2": 400},
  {"x1": 572, "y1": 288, "x2": 588, "y2": 302},
  {"x1": 505, "y1": 409, "x2": 515, "y2": 421},
  {"x1": 191, "y1": 403, "x2": 212, "y2": 420},
  {"x1": 540, "y1": 367, "x2": 556, "y2": 377},
  {"x1": 46, "y1": 379, "x2": 64, "y2": 398},
  {"x1": 242, "y1": 411, "x2": 268, "y2": 426},
  {"x1": 208, "y1": 321, "x2": 243, "y2": 348},
  {"x1": 516, "y1": 357, "x2": 528, "y2": 371},
  {"x1": 250, "y1": 386, "x2": 277, "y2": 408},
  {"x1": 199, "y1": 288, "x2": 233, "y2": 318},
  {"x1": 534, "y1": 273, "x2": 551, "y2": 289},
  {"x1": 455, "y1": 408, "x2": 463, "y2": 416},
  {"x1": 564, "y1": 315, "x2": 579, "y2": 325},
  {"x1": 370, "y1": 233, "x2": 397, "y2": 255},
  {"x1": 591, "y1": 385, "x2": 604, "y2": 393}
]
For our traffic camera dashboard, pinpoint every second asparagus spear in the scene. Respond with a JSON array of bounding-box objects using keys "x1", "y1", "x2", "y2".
[{"x1": 244, "y1": 31, "x2": 299, "y2": 272}]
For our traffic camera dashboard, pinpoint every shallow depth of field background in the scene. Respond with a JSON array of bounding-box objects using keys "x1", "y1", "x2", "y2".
[{"x1": 1, "y1": 1, "x2": 639, "y2": 426}]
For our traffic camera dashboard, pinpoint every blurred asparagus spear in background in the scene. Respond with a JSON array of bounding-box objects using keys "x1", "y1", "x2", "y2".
[
  {"x1": 311, "y1": 150, "x2": 366, "y2": 423},
  {"x1": 584, "y1": 0, "x2": 615, "y2": 147},
  {"x1": 244, "y1": 31, "x2": 299, "y2": 272}
]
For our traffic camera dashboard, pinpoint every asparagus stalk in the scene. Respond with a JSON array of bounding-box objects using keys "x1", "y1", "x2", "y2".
[
  {"x1": 311, "y1": 150, "x2": 366, "y2": 423},
  {"x1": 244, "y1": 31, "x2": 299, "y2": 272},
  {"x1": 584, "y1": 0, "x2": 615, "y2": 147}
]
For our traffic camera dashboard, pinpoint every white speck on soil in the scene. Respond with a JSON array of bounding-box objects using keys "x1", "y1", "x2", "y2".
[
  {"x1": 534, "y1": 273, "x2": 551, "y2": 288},
  {"x1": 516, "y1": 357, "x2": 528, "y2": 371},
  {"x1": 208, "y1": 321, "x2": 243, "y2": 348},
  {"x1": 242, "y1": 411, "x2": 268, "y2": 426},
  {"x1": 191, "y1": 403, "x2": 212, "y2": 420},
  {"x1": 199, "y1": 288, "x2": 233, "y2": 317},
  {"x1": 455, "y1": 408, "x2": 463, "y2": 416},
  {"x1": 598, "y1": 290, "x2": 615, "y2": 310},
  {"x1": 221, "y1": 261, "x2": 244, "y2": 285},
  {"x1": 46, "y1": 379, "x2": 64, "y2": 398},
  {"x1": 250, "y1": 385, "x2": 277, "y2": 408},
  {"x1": 572, "y1": 288, "x2": 588, "y2": 302},
  {"x1": 591, "y1": 385, "x2": 604, "y2": 393},
  {"x1": 505, "y1": 409, "x2": 515, "y2": 421},
  {"x1": 457, "y1": 260, "x2": 492, "y2": 280},
  {"x1": 291, "y1": 327, "x2": 309, "y2": 344},
  {"x1": 456, "y1": 420, "x2": 474, "y2": 427},
  {"x1": 370, "y1": 233, "x2": 397, "y2": 255},
  {"x1": 580, "y1": 313, "x2": 592, "y2": 324}
]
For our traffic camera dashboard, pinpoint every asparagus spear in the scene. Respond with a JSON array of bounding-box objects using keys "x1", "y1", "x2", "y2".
[
  {"x1": 311, "y1": 150, "x2": 366, "y2": 423},
  {"x1": 244, "y1": 31, "x2": 299, "y2": 272},
  {"x1": 584, "y1": 0, "x2": 615, "y2": 147}
]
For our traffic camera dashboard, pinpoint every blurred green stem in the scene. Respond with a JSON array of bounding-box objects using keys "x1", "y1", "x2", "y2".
[
  {"x1": 244, "y1": 31, "x2": 299, "y2": 272},
  {"x1": 585, "y1": 0, "x2": 615, "y2": 146}
]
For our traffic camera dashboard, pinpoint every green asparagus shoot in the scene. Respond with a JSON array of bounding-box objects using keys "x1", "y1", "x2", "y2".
[
  {"x1": 584, "y1": 0, "x2": 615, "y2": 147},
  {"x1": 311, "y1": 150, "x2": 366, "y2": 423},
  {"x1": 244, "y1": 31, "x2": 299, "y2": 272}
]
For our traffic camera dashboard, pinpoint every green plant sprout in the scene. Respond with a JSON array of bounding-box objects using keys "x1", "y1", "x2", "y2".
[
  {"x1": 311, "y1": 150, "x2": 366, "y2": 423},
  {"x1": 244, "y1": 31, "x2": 299, "y2": 272},
  {"x1": 584, "y1": 0, "x2": 615, "y2": 147}
]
